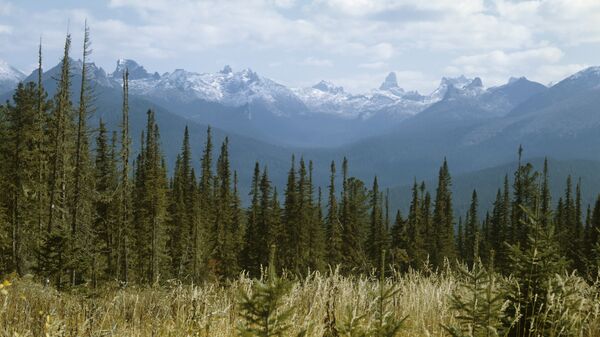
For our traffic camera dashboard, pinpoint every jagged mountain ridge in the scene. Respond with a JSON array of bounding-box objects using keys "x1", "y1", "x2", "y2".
[
  {"x1": 0, "y1": 57, "x2": 547, "y2": 146},
  {"x1": 0, "y1": 59, "x2": 25, "y2": 95}
]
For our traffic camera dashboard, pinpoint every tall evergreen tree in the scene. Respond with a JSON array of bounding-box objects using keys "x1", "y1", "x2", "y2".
[
  {"x1": 406, "y1": 180, "x2": 426, "y2": 268},
  {"x1": 306, "y1": 160, "x2": 324, "y2": 272},
  {"x1": 3, "y1": 82, "x2": 42, "y2": 275},
  {"x1": 117, "y1": 68, "x2": 132, "y2": 283},
  {"x1": 243, "y1": 162, "x2": 263, "y2": 276},
  {"x1": 326, "y1": 161, "x2": 342, "y2": 266},
  {"x1": 92, "y1": 120, "x2": 118, "y2": 286},
  {"x1": 43, "y1": 34, "x2": 75, "y2": 288},
  {"x1": 367, "y1": 177, "x2": 386, "y2": 268},
  {"x1": 134, "y1": 110, "x2": 169, "y2": 284},
  {"x1": 70, "y1": 22, "x2": 94, "y2": 285},
  {"x1": 195, "y1": 126, "x2": 214, "y2": 281},
  {"x1": 464, "y1": 190, "x2": 479, "y2": 267},
  {"x1": 432, "y1": 159, "x2": 455, "y2": 267},
  {"x1": 213, "y1": 137, "x2": 238, "y2": 278}
]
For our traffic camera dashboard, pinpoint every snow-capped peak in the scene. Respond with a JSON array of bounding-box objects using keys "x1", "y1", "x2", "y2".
[
  {"x1": 0, "y1": 59, "x2": 25, "y2": 82},
  {"x1": 312, "y1": 80, "x2": 344, "y2": 94},
  {"x1": 112, "y1": 58, "x2": 158, "y2": 80},
  {"x1": 431, "y1": 75, "x2": 484, "y2": 101},
  {"x1": 562, "y1": 66, "x2": 600, "y2": 83}
]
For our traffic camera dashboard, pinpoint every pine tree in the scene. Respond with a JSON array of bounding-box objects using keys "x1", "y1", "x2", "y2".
[
  {"x1": 92, "y1": 120, "x2": 118, "y2": 286},
  {"x1": 540, "y1": 158, "x2": 551, "y2": 229},
  {"x1": 243, "y1": 162, "x2": 263, "y2": 276},
  {"x1": 213, "y1": 137, "x2": 238, "y2": 278},
  {"x1": 232, "y1": 170, "x2": 245, "y2": 273},
  {"x1": 341, "y1": 158, "x2": 367, "y2": 272},
  {"x1": 406, "y1": 180, "x2": 426, "y2": 269},
  {"x1": 134, "y1": 110, "x2": 169, "y2": 284},
  {"x1": 464, "y1": 190, "x2": 479, "y2": 267},
  {"x1": 443, "y1": 257, "x2": 506, "y2": 337},
  {"x1": 586, "y1": 196, "x2": 600, "y2": 273},
  {"x1": 33, "y1": 40, "x2": 49, "y2": 276},
  {"x1": 510, "y1": 147, "x2": 539, "y2": 248},
  {"x1": 269, "y1": 187, "x2": 284, "y2": 272},
  {"x1": 282, "y1": 156, "x2": 300, "y2": 272},
  {"x1": 168, "y1": 127, "x2": 194, "y2": 278},
  {"x1": 238, "y1": 246, "x2": 305, "y2": 337},
  {"x1": 367, "y1": 177, "x2": 386, "y2": 269},
  {"x1": 390, "y1": 210, "x2": 409, "y2": 270},
  {"x1": 195, "y1": 126, "x2": 214, "y2": 281},
  {"x1": 3, "y1": 81, "x2": 42, "y2": 275},
  {"x1": 117, "y1": 68, "x2": 131, "y2": 283},
  {"x1": 306, "y1": 160, "x2": 324, "y2": 272},
  {"x1": 572, "y1": 179, "x2": 584, "y2": 271},
  {"x1": 432, "y1": 159, "x2": 455, "y2": 267},
  {"x1": 326, "y1": 161, "x2": 343, "y2": 266},
  {"x1": 44, "y1": 34, "x2": 75, "y2": 288},
  {"x1": 257, "y1": 167, "x2": 273, "y2": 271},
  {"x1": 505, "y1": 206, "x2": 566, "y2": 337},
  {"x1": 70, "y1": 22, "x2": 94, "y2": 285},
  {"x1": 456, "y1": 217, "x2": 464, "y2": 261}
]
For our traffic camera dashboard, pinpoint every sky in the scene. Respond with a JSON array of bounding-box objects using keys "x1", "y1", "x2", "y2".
[{"x1": 0, "y1": 0, "x2": 599, "y2": 94}]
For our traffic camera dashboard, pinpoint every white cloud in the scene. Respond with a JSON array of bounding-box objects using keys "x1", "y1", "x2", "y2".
[
  {"x1": 0, "y1": 0, "x2": 599, "y2": 94},
  {"x1": 0, "y1": 1, "x2": 12, "y2": 16},
  {"x1": 359, "y1": 62, "x2": 387, "y2": 69},
  {"x1": 0, "y1": 24, "x2": 11, "y2": 34},
  {"x1": 301, "y1": 57, "x2": 333, "y2": 67},
  {"x1": 447, "y1": 46, "x2": 568, "y2": 87}
]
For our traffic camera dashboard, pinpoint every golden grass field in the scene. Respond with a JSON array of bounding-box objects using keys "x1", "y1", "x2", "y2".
[{"x1": 0, "y1": 267, "x2": 599, "y2": 337}]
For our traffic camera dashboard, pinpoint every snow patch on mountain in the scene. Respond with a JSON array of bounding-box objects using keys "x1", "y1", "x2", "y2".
[{"x1": 0, "y1": 59, "x2": 25, "y2": 94}]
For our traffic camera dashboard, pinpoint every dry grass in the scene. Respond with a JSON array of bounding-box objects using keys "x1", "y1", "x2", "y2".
[{"x1": 0, "y1": 269, "x2": 598, "y2": 337}]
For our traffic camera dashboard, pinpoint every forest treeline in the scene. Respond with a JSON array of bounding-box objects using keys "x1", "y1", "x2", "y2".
[{"x1": 1, "y1": 31, "x2": 600, "y2": 290}]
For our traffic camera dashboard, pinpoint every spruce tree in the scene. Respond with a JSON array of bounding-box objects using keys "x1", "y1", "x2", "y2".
[
  {"x1": 406, "y1": 180, "x2": 426, "y2": 269},
  {"x1": 134, "y1": 110, "x2": 169, "y2": 284},
  {"x1": 117, "y1": 68, "x2": 132, "y2": 283},
  {"x1": 243, "y1": 162, "x2": 263, "y2": 276},
  {"x1": 195, "y1": 126, "x2": 214, "y2": 281},
  {"x1": 306, "y1": 160, "x2": 324, "y2": 272},
  {"x1": 213, "y1": 137, "x2": 237, "y2": 278},
  {"x1": 258, "y1": 167, "x2": 273, "y2": 271},
  {"x1": 390, "y1": 210, "x2": 409, "y2": 270},
  {"x1": 168, "y1": 127, "x2": 194, "y2": 278},
  {"x1": 341, "y1": 158, "x2": 366, "y2": 272},
  {"x1": 70, "y1": 22, "x2": 94, "y2": 285},
  {"x1": 367, "y1": 177, "x2": 386, "y2": 269},
  {"x1": 44, "y1": 34, "x2": 75, "y2": 288},
  {"x1": 464, "y1": 190, "x2": 479, "y2": 267},
  {"x1": 3, "y1": 82, "x2": 41, "y2": 275},
  {"x1": 432, "y1": 159, "x2": 455, "y2": 267},
  {"x1": 326, "y1": 161, "x2": 343, "y2": 266},
  {"x1": 505, "y1": 206, "x2": 566, "y2": 337},
  {"x1": 282, "y1": 156, "x2": 299, "y2": 272},
  {"x1": 92, "y1": 120, "x2": 118, "y2": 286}
]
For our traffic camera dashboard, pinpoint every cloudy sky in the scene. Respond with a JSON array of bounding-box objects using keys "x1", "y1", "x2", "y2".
[{"x1": 0, "y1": 0, "x2": 598, "y2": 93}]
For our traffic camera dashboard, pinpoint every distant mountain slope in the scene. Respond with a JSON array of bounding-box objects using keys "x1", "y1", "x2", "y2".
[
  {"x1": 4, "y1": 57, "x2": 600, "y2": 204},
  {"x1": 332, "y1": 77, "x2": 549, "y2": 187}
]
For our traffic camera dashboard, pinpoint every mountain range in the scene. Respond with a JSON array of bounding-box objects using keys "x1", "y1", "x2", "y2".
[{"x1": 2, "y1": 58, "x2": 600, "y2": 209}]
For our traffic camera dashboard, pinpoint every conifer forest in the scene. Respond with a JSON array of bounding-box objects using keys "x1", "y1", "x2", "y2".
[{"x1": 2, "y1": 25, "x2": 600, "y2": 337}]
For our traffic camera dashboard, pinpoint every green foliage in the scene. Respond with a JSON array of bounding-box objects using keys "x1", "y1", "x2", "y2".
[
  {"x1": 238, "y1": 246, "x2": 306, "y2": 337},
  {"x1": 371, "y1": 250, "x2": 408, "y2": 337},
  {"x1": 443, "y1": 258, "x2": 507, "y2": 337},
  {"x1": 505, "y1": 206, "x2": 566, "y2": 337}
]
